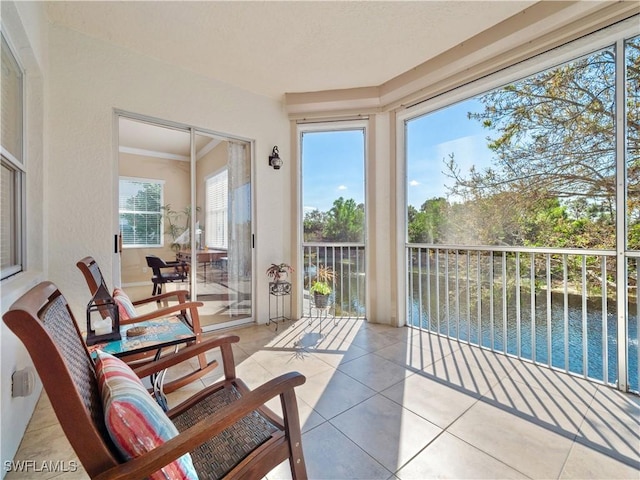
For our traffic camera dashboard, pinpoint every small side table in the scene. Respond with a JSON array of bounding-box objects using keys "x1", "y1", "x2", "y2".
[
  {"x1": 87, "y1": 316, "x2": 196, "y2": 411},
  {"x1": 268, "y1": 281, "x2": 291, "y2": 330}
]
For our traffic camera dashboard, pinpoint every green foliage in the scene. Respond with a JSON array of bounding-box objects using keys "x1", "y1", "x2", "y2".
[
  {"x1": 303, "y1": 209, "x2": 328, "y2": 242},
  {"x1": 325, "y1": 197, "x2": 364, "y2": 242},
  {"x1": 303, "y1": 197, "x2": 364, "y2": 243},
  {"x1": 310, "y1": 281, "x2": 331, "y2": 295},
  {"x1": 405, "y1": 37, "x2": 640, "y2": 296},
  {"x1": 161, "y1": 204, "x2": 200, "y2": 252},
  {"x1": 407, "y1": 198, "x2": 448, "y2": 243}
]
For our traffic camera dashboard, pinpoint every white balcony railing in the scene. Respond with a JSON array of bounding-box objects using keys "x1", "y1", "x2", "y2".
[
  {"x1": 303, "y1": 243, "x2": 366, "y2": 318},
  {"x1": 407, "y1": 245, "x2": 639, "y2": 393}
]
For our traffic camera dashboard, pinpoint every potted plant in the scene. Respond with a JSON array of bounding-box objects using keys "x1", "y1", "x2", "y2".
[
  {"x1": 162, "y1": 204, "x2": 201, "y2": 253},
  {"x1": 266, "y1": 263, "x2": 293, "y2": 283},
  {"x1": 267, "y1": 263, "x2": 293, "y2": 295},
  {"x1": 310, "y1": 264, "x2": 334, "y2": 308}
]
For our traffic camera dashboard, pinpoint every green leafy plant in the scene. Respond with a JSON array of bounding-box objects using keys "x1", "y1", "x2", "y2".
[
  {"x1": 162, "y1": 204, "x2": 200, "y2": 253},
  {"x1": 309, "y1": 281, "x2": 331, "y2": 295}
]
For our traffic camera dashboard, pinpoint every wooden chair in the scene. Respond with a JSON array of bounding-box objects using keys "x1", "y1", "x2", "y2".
[
  {"x1": 76, "y1": 256, "x2": 216, "y2": 393},
  {"x1": 146, "y1": 255, "x2": 188, "y2": 296},
  {"x1": 3, "y1": 281, "x2": 307, "y2": 480}
]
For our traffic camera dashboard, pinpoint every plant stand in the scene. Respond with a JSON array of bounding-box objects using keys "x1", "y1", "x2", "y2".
[
  {"x1": 268, "y1": 281, "x2": 291, "y2": 331},
  {"x1": 308, "y1": 295, "x2": 336, "y2": 333}
]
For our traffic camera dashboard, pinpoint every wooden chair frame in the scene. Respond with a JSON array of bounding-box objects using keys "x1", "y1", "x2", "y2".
[
  {"x1": 76, "y1": 256, "x2": 216, "y2": 393},
  {"x1": 3, "y1": 281, "x2": 308, "y2": 480}
]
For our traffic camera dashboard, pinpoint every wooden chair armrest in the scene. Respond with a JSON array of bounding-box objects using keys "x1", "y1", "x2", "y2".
[
  {"x1": 93, "y1": 372, "x2": 306, "y2": 480},
  {"x1": 132, "y1": 290, "x2": 190, "y2": 306},
  {"x1": 123, "y1": 302, "x2": 204, "y2": 324},
  {"x1": 132, "y1": 335, "x2": 239, "y2": 378}
]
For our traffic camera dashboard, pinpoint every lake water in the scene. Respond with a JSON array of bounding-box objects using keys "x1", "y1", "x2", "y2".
[{"x1": 409, "y1": 292, "x2": 639, "y2": 393}]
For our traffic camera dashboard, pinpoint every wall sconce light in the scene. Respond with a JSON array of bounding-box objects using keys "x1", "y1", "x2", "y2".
[{"x1": 269, "y1": 146, "x2": 283, "y2": 170}]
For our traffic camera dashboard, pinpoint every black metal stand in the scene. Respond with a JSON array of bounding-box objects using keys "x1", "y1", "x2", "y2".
[{"x1": 268, "y1": 281, "x2": 291, "y2": 331}]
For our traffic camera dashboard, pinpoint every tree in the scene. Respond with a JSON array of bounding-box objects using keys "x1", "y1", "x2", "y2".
[
  {"x1": 324, "y1": 197, "x2": 364, "y2": 242},
  {"x1": 453, "y1": 48, "x2": 618, "y2": 205},
  {"x1": 408, "y1": 198, "x2": 448, "y2": 243},
  {"x1": 441, "y1": 37, "x2": 640, "y2": 249},
  {"x1": 303, "y1": 209, "x2": 328, "y2": 242}
]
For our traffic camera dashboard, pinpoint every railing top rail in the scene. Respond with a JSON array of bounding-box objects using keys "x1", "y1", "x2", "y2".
[
  {"x1": 303, "y1": 242, "x2": 366, "y2": 248},
  {"x1": 406, "y1": 243, "x2": 617, "y2": 257}
]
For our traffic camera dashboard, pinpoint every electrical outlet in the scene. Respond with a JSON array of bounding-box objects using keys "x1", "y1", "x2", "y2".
[{"x1": 12, "y1": 367, "x2": 35, "y2": 397}]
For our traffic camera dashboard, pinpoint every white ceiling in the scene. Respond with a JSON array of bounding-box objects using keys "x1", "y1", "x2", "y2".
[{"x1": 46, "y1": 1, "x2": 536, "y2": 100}]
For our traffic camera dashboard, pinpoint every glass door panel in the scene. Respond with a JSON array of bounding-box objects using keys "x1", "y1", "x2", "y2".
[
  {"x1": 194, "y1": 133, "x2": 252, "y2": 329},
  {"x1": 118, "y1": 117, "x2": 191, "y2": 299}
]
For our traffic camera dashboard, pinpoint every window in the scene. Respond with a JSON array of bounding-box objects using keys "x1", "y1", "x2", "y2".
[
  {"x1": 119, "y1": 178, "x2": 164, "y2": 248},
  {"x1": 1, "y1": 33, "x2": 24, "y2": 280},
  {"x1": 301, "y1": 129, "x2": 365, "y2": 243},
  {"x1": 205, "y1": 170, "x2": 228, "y2": 249}
]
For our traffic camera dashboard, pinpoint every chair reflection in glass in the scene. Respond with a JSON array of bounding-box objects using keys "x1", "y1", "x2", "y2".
[{"x1": 146, "y1": 254, "x2": 188, "y2": 296}]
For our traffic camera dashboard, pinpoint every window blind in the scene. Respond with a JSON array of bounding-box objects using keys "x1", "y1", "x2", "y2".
[
  {"x1": 205, "y1": 170, "x2": 228, "y2": 249},
  {"x1": 119, "y1": 178, "x2": 164, "y2": 247}
]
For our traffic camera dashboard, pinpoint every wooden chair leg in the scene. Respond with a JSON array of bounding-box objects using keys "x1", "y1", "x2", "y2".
[{"x1": 282, "y1": 389, "x2": 307, "y2": 480}]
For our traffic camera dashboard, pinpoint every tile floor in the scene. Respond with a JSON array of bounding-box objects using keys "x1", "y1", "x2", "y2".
[{"x1": 6, "y1": 318, "x2": 640, "y2": 479}]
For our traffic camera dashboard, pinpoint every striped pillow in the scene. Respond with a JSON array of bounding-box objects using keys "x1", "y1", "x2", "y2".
[
  {"x1": 112, "y1": 288, "x2": 137, "y2": 321},
  {"x1": 95, "y1": 350, "x2": 198, "y2": 479}
]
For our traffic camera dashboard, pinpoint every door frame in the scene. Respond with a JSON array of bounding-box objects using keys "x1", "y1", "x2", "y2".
[{"x1": 114, "y1": 109, "x2": 256, "y2": 330}]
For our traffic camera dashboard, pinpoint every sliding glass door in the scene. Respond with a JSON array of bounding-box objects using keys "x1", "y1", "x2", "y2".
[{"x1": 117, "y1": 114, "x2": 253, "y2": 330}]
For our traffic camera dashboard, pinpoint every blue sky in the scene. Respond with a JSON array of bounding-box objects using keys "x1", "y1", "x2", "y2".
[
  {"x1": 302, "y1": 130, "x2": 365, "y2": 213},
  {"x1": 406, "y1": 98, "x2": 494, "y2": 208},
  {"x1": 301, "y1": 98, "x2": 496, "y2": 214}
]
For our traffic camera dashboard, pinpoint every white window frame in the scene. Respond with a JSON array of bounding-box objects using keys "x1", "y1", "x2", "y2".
[
  {"x1": 118, "y1": 177, "x2": 165, "y2": 248},
  {"x1": 1, "y1": 30, "x2": 25, "y2": 281}
]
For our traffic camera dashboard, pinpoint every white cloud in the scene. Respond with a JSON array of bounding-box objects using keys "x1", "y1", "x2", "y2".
[
  {"x1": 409, "y1": 180, "x2": 420, "y2": 186},
  {"x1": 338, "y1": 185, "x2": 347, "y2": 190}
]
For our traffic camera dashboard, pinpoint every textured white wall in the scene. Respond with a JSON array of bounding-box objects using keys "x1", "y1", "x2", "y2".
[{"x1": 47, "y1": 24, "x2": 292, "y2": 321}]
